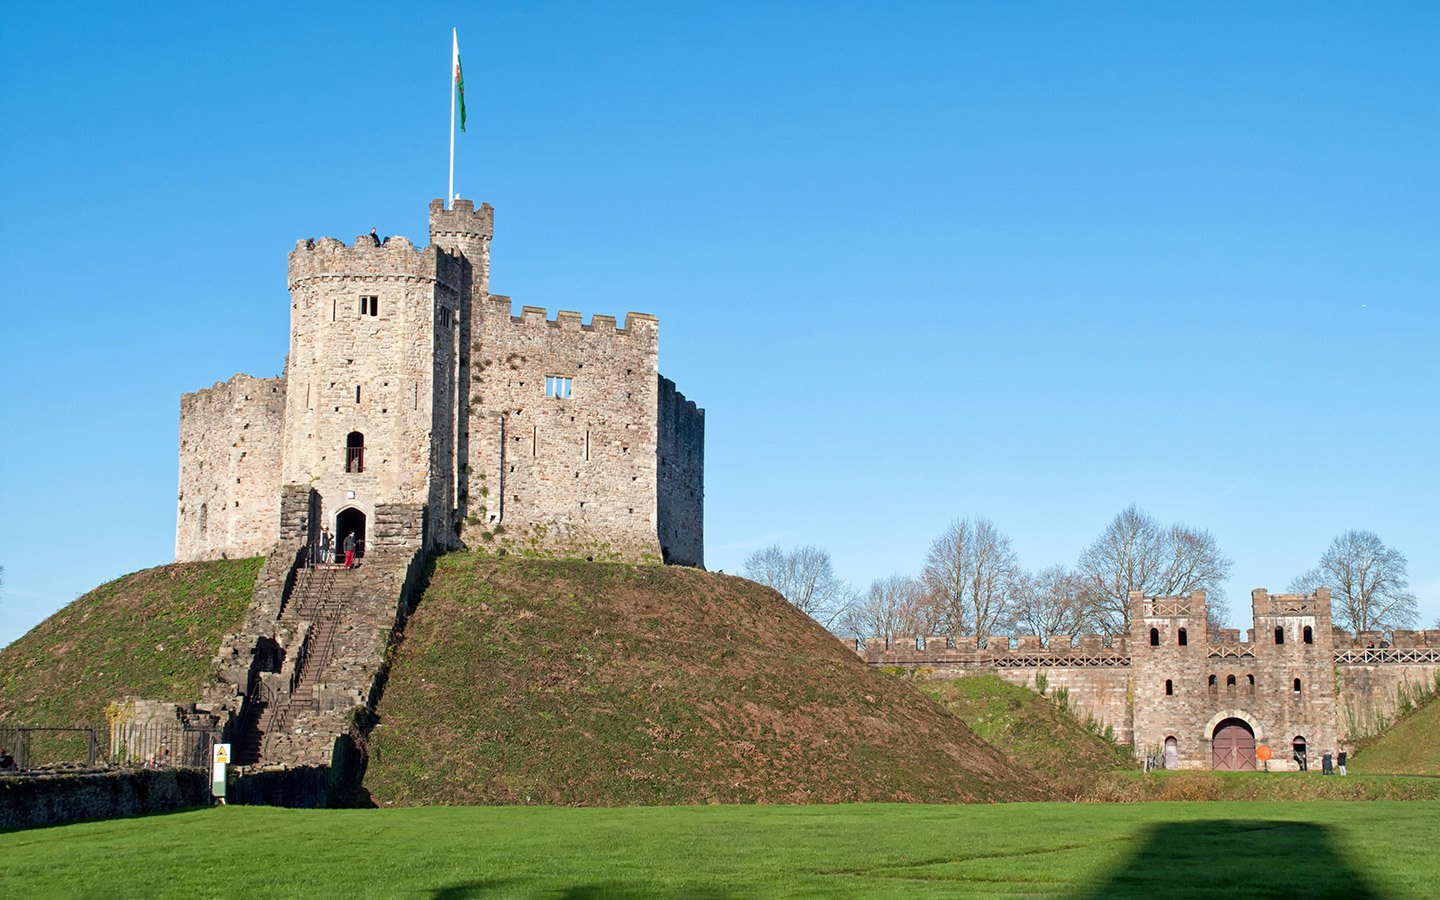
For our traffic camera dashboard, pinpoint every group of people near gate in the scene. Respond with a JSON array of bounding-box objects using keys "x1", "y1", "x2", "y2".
[
  {"x1": 1292, "y1": 746, "x2": 1347, "y2": 775},
  {"x1": 305, "y1": 526, "x2": 360, "y2": 569}
]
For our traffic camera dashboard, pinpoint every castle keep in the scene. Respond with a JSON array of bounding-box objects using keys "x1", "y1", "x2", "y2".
[
  {"x1": 177, "y1": 199, "x2": 704, "y2": 567},
  {"x1": 857, "y1": 589, "x2": 1440, "y2": 770}
]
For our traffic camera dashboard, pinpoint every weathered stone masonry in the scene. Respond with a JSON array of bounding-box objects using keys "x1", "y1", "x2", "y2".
[
  {"x1": 858, "y1": 588, "x2": 1440, "y2": 770},
  {"x1": 176, "y1": 198, "x2": 704, "y2": 566}
]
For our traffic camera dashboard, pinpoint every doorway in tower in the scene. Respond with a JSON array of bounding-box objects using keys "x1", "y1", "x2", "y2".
[
  {"x1": 1211, "y1": 718, "x2": 1257, "y2": 771},
  {"x1": 1164, "y1": 736, "x2": 1179, "y2": 769},
  {"x1": 335, "y1": 507, "x2": 367, "y2": 561}
]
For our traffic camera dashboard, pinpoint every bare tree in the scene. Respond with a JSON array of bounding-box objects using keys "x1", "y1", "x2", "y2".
[
  {"x1": 1289, "y1": 530, "x2": 1418, "y2": 633},
  {"x1": 899, "y1": 579, "x2": 947, "y2": 637},
  {"x1": 843, "y1": 575, "x2": 919, "y2": 640},
  {"x1": 921, "y1": 517, "x2": 1019, "y2": 642},
  {"x1": 1076, "y1": 504, "x2": 1232, "y2": 634},
  {"x1": 1011, "y1": 565, "x2": 1089, "y2": 640},
  {"x1": 743, "y1": 544, "x2": 854, "y2": 630}
]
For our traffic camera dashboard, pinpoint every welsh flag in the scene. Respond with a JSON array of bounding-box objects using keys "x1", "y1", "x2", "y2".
[{"x1": 453, "y1": 30, "x2": 467, "y2": 132}]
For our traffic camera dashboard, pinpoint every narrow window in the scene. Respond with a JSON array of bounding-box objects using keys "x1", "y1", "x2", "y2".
[
  {"x1": 1149, "y1": 627, "x2": 1160, "y2": 647},
  {"x1": 545, "y1": 376, "x2": 572, "y2": 399},
  {"x1": 360, "y1": 295, "x2": 378, "y2": 316},
  {"x1": 345, "y1": 432, "x2": 364, "y2": 473},
  {"x1": 306, "y1": 383, "x2": 312, "y2": 409},
  {"x1": 532, "y1": 425, "x2": 538, "y2": 457},
  {"x1": 1226, "y1": 674, "x2": 1236, "y2": 690},
  {"x1": 1208, "y1": 675, "x2": 1217, "y2": 692},
  {"x1": 1293, "y1": 678, "x2": 1302, "y2": 694},
  {"x1": 356, "y1": 385, "x2": 361, "y2": 404},
  {"x1": 439, "y1": 306, "x2": 453, "y2": 328},
  {"x1": 414, "y1": 383, "x2": 419, "y2": 410},
  {"x1": 1274, "y1": 626, "x2": 1285, "y2": 645},
  {"x1": 331, "y1": 298, "x2": 336, "y2": 322},
  {"x1": 1247, "y1": 674, "x2": 1255, "y2": 689},
  {"x1": 1178, "y1": 628, "x2": 1188, "y2": 646},
  {"x1": 584, "y1": 429, "x2": 591, "y2": 461},
  {"x1": 1165, "y1": 679, "x2": 1174, "y2": 696},
  {"x1": 1303, "y1": 626, "x2": 1313, "y2": 644}
]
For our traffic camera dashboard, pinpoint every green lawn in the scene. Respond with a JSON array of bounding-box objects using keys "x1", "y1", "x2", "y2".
[{"x1": 1, "y1": 801, "x2": 1429, "y2": 897}]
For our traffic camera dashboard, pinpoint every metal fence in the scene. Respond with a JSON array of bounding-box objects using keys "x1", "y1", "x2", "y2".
[{"x1": 0, "y1": 723, "x2": 221, "y2": 771}]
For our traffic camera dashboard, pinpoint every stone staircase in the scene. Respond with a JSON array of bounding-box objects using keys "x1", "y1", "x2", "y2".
[{"x1": 213, "y1": 545, "x2": 427, "y2": 771}]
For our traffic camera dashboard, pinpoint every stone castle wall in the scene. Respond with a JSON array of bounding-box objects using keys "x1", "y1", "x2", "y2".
[
  {"x1": 176, "y1": 375, "x2": 284, "y2": 561},
  {"x1": 1126, "y1": 589, "x2": 1342, "y2": 770},
  {"x1": 657, "y1": 376, "x2": 705, "y2": 567},
  {"x1": 462, "y1": 296, "x2": 666, "y2": 562},
  {"x1": 856, "y1": 588, "x2": 1440, "y2": 769},
  {"x1": 860, "y1": 633, "x2": 1135, "y2": 743},
  {"x1": 281, "y1": 234, "x2": 463, "y2": 552}
]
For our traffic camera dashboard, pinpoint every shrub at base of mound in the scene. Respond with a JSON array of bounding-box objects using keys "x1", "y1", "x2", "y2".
[
  {"x1": 363, "y1": 555, "x2": 1039, "y2": 806},
  {"x1": 0, "y1": 559, "x2": 261, "y2": 726}
]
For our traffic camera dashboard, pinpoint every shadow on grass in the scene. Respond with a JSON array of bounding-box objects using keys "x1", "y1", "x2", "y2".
[{"x1": 1079, "y1": 820, "x2": 1378, "y2": 899}]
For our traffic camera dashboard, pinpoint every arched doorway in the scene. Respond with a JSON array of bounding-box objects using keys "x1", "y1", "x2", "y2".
[
  {"x1": 1164, "y1": 736, "x2": 1178, "y2": 769},
  {"x1": 335, "y1": 507, "x2": 367, "y2": 560},
  {"x1": 1212, "y1": 718, "x2": 1256, "y2": 771}
]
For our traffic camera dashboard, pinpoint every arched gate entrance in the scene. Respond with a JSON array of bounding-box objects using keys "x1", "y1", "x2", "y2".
[{"x1": 1211, "y1": 718, "x2": 1256, "y2": 771}]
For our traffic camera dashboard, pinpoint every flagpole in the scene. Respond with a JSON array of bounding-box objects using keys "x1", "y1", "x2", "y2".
[{"x1": 448, "y1": 28, "x2": 457, "y2": 210}]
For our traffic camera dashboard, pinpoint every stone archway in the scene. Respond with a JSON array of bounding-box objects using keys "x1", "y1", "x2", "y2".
[
  {"x1": 1211, "y1": 718, "x2": 1257, "y2": 771},
  {"x1": 335, "y1": 507, "x2": 367, "y2": 559}
]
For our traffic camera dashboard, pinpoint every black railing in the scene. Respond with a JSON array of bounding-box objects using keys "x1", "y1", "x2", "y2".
[
  {"x1": 0, "y1": 723, "x2": 221, "y2": 771},
  {"x1": 345, "y1": 446, "x2": 365, "y2": 473}
]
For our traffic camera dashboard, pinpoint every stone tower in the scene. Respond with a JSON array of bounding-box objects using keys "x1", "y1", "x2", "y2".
[{"x1": 176, "y1": 198, "x2": 703, "y2": 566}]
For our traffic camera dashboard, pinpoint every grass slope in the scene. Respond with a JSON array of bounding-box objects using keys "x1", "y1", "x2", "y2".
[
  {"x1": 364, "y1": 554, "x2": 1038, "y2": 806},
  {"x1": 920, "y1": 675, "x2": 1135, "y2": 783},
  {"x1": 1353, "y1": 687, "x2": 1440, "y2": 776},
  {"x1": 0, "y1": 558, "x2": 260, "y2": 724},
  {"x1": 4, "y1": 802, "x2": 1438, "y2": 897}
]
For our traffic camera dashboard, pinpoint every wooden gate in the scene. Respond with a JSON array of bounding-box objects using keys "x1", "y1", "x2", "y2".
[{"x1": 1211, "y1": 719, "x2": 1256, "y2": 771}]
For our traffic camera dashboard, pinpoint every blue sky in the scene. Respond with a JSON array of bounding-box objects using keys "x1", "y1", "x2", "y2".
[{"x1": 2, "y1": 2, "x2": 1437, "y2": 646}]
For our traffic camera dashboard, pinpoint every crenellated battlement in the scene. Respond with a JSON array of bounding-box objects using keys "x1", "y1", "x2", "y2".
[
  {"x1": 427, "y1": 197, "x2": 494, "y2": 242},
  {"x1": 1333, "y1": 629, "x2": 1440, "y2": 649},
  {"x1": 856, "y1": 632, "x2": 1130, "y2": 668},
  {"x1": 478, "y1": 294, "x2": 659, "y2": 336},
  {"x1": 180, "y1": 373, "x2": 283, "y2": 412},
  {"x1": 1252, "y1": 587, "x2": 1330, "y2": 618},
  {"x1": 288, "y1": 234, "x2": 461, "y2": 293},
  {"x1": 1128, "y1": 589, "x2": 1208, "y2": 624}
]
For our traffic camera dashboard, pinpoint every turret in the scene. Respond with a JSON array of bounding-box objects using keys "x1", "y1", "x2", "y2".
[{"x1": 428, "y1": 198, "x2": 493, "y2": 299}]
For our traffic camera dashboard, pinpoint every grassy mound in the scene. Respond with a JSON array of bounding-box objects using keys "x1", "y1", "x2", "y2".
[
  {"x1": 1352, "y1": 682, "x2": 1440, "y2": 776},
  {"x1": 0, "y1": 558, "x2": 261, "y2": 724},
  {"x1": 363, "y1": 554, "x2": 1038, "y2": 806},
  {"x1": 920, "y1": 675, "x2": 1136, "y2": 787}
]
